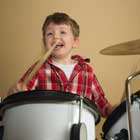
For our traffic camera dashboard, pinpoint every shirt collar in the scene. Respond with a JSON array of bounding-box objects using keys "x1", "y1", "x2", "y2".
[{"x1": 46, "y1": 55, "x2": 90, "y2": 65}]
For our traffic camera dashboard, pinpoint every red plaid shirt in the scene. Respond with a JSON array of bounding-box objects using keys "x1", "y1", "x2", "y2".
[{"x1": 20, "y1": 55, "x2": 111, "y2": 117}]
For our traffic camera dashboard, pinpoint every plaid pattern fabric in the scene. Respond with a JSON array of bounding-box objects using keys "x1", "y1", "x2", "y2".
[{"x1": 20, "y1": 55, "x2": 110, "y2": 117}]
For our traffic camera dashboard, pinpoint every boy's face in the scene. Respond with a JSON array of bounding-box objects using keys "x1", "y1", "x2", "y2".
[{"x1": 43, "y1": 23, "x2": 79, "y2": 59}]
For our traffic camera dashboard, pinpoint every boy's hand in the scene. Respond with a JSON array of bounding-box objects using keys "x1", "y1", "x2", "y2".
[
  {"x1": 15, "y1": 83, "x2": 28, "y2": 92},
  {"x1": 8, "y1": 82, "x2": 27, "y2": 95}
]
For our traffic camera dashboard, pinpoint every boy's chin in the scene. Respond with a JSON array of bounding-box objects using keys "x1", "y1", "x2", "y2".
[{"x1": 52, "y1": 54, "x2": 67, "y2": 59}]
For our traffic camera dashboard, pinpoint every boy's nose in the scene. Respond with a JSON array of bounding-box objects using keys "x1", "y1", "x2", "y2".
[{"x1": 54, "y1": 33, "x2": 60, "y2": 39}]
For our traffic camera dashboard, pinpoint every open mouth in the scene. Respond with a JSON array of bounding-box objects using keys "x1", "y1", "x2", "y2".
[{"x1": 55, "y1": 43, "x2": 64, "y2": 49}]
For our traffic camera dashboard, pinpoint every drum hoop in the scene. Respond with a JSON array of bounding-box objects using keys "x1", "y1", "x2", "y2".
[
  {"x1": 102, "y1": 90, "x2": 140, "y2": 136},
  {"x1": 0, "y1": 90, "x2": 100, "y2": 124}
]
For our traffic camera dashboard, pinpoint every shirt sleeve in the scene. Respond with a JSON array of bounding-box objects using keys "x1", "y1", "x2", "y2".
[{"x1": 91, "y1": 72, "x2": 112, "y2": 117}]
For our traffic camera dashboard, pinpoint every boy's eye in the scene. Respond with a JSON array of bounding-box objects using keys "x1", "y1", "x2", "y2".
[
  {"x1": 60, "y1": 31, "x2": 66, "y2": 34},
  {"x1": 46, "y1": 32, "x2": 53, "y2": 36}
]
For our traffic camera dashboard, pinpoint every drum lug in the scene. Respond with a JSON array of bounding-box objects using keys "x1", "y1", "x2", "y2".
[
  {"x1": 101, "y1": 129, "x2": 128, "y2": 140},
  {"x1": 114, "y1": 129, "x2": 128, "y2": 140},
  {"x1": 70, "y1": 123, "x2": 87, "y2": 140}
]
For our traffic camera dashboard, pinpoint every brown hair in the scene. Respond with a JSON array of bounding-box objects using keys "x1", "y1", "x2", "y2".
[{"x1": 42, "y1": 12, "x2": 80, "y2": 38}]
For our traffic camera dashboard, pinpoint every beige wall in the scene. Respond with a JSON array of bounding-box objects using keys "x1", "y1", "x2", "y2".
[{"x1": 1, "y1": 0, "x2": 140, "y2": 139}]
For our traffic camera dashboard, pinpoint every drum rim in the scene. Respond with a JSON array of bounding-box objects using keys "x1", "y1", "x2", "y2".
[
  {"x1": 3, "y1": 90, "x2": 79, "y2": 103},
  {"x1": 0, "y1": 90, "x2": 100, "y2": 124},
  {"x1": 102, "y1": 90, "x2": 140, "y2": 136}
]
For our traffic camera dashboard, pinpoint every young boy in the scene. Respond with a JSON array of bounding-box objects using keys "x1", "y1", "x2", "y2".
[{"x1": 9, "y1": 12, "x2": 113, "y2": 117}]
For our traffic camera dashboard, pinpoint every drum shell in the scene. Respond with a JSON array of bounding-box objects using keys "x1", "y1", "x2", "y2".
[
  {"x1": 0, "y1": 90, "x2": 99, "y2": 140},
  {"x1": 102, "y1": 91, "x2": 140, "y2": 140}
]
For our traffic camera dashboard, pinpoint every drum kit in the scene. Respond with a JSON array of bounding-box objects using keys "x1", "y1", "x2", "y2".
[{"x1": 1, "y1": 39, "x2": 140, "y2": 140}]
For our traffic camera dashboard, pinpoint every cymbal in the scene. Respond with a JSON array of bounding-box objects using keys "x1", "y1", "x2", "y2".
[{"x1": 100, "y1": 39, "x2": 140, "y2": 55}]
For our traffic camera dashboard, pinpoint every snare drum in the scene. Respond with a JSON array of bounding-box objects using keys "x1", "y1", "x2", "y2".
[
  {"x1": 102, "y1": 90, "x2": 140, "y2": 140},
  {"x1": 0, "y1": 90, "x2": 100, "y2": 140}
]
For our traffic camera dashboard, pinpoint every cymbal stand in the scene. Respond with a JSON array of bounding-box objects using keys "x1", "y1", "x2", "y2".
[{"x1": 125, "y1": 71, "x2": 140, "y2": 140}]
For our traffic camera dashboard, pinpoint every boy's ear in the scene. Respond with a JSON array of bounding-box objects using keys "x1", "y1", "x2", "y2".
[{"x1": 73, "y1": 37, "x2": 80, "y2": 48}]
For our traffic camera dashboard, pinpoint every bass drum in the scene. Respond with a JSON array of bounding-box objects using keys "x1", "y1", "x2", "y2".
[
  {"x1": 0, "y1": 90, "x2": 100, "y2": 140},
  {"x1": 102, "y1": 90, "x2": 140, "y2": 140}
]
